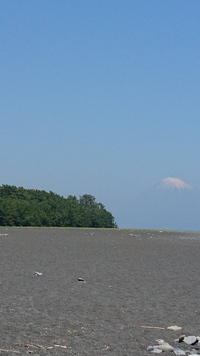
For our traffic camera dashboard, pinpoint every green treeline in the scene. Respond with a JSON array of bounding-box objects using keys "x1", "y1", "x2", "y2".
[{"x1": 0, "y1": 185, "x2": 117, "y2": 228}]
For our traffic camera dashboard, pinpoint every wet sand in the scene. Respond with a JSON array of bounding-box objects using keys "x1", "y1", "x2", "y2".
[{"x1": 1, "y1": 228, "x2": 200, "y2": 355}]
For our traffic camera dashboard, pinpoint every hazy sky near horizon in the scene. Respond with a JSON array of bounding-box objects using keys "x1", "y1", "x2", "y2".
[{"x1": 1, "y1": 1, "x2": 200, "y2": 230}]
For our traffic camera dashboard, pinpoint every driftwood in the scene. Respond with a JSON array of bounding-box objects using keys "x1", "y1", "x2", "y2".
[
  {"x1": 15, "y1": 342, "x2": 46, "y2": 349},
  {"x1": 0, "y1": 349, "x2": 20, "y2": 354},
  {"x1": 54, "y1": 345, "x2": 67, "y2": 349},
  {"x1": 15, "y1": 342, "x2": 67, "y2": 350},
  {"x1": 167, "y1": 325, "x2": 182, "y2": 331},
  {"x1": 141, "y1": 325, "x2": 166, "y2": 330}
]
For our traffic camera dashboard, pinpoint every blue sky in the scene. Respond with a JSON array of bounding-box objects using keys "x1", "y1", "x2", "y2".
[{"x1": 1, "y1": 1, "x2": 200, "y2": 230}]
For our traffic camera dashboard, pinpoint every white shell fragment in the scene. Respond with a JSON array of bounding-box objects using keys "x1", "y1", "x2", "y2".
[
  {"x1": 150, "y1": 348, "x2": 162, "y2": 353},
  {"x1": 173, "y1": 348, "x2": 186, "y2": 355},
  {"x1": 151, "y1": 339, "x2": 174, "y2": 352},
  {"x1": 147, "y1": 346, "x2": 162, "y2": 354},
  {"x1": 34, "y1": 271, "x2": 43, "y2": 276},
  {"x1": 181, "y1": 336, "x2": 198, "y2": 345},
  {"x1": 153, "y1": 343, "x2": 174, "y2": 352},
  {"x1": 167, "y1": 326, "x2": 182, "y2": 331}
]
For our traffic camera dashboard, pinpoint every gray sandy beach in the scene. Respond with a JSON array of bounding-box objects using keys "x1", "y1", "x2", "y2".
[{"x1": 1, "y1": 228, "x2": 200, "y2": 355}]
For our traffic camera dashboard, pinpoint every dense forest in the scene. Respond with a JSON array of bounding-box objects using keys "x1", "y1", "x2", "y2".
[{"x1": 0, "y1": 185, "x2": 117, "y2": 228}]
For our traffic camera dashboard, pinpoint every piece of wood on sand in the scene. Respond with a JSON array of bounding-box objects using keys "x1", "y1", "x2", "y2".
[
  {"x1": 0, "y1": 349, "x2": 20, "y2": 354},
  {"x1": 141, "y1": 325, "x2": 166, "y2": 330},
  {"x1": 15, "y1": 342, "x2": 46, "y2": 350}
]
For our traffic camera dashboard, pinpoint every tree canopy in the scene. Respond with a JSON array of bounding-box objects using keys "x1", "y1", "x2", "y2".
[{"x1": 0, "y1": 185, "x2": 117, "y2": 228}]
